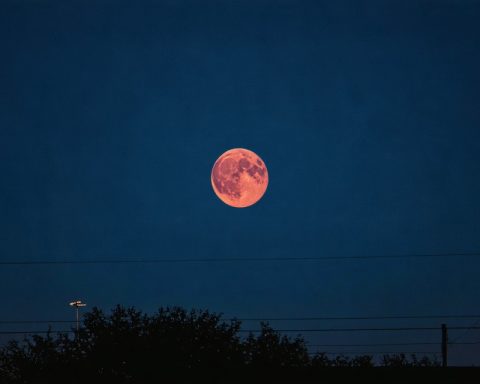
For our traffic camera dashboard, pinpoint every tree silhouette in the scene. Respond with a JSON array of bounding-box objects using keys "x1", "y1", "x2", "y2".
[
  {"x1": 311, "y1": 353, "x2": 374, "y2": 368},
  {"x1": 0, "y1": 306, "x2": 306, "y2": 382},
  {"x1": 381, "y1": 353, "x2": 439, "y2": 368},
  {"x1": 0, "y1": 305, "x2": 446, "y2": 383},
  {"x1": 243, "y1": 322, "x2": 309, "y2": 368}
]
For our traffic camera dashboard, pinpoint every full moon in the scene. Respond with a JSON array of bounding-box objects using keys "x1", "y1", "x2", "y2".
[{"x1": 211, "y1": 148, "x2": 269, "y2": 208}]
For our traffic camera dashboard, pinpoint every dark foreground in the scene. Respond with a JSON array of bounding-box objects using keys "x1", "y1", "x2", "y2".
[
  {"x1": 1, "y1": 307, "x2": 478, "y2": 383},
  {"x1": 155, "y1": 368, "x2": 479, "y2": 384},
  {"x1": 0, "y1": 368, "x2": 477, "y2": 384},
  {"x1": 240, "y1": 367, "x2": 480, "y2": 384},
  {"x1": 16, "y1": 367, "x2": 477, "y2": 384}
]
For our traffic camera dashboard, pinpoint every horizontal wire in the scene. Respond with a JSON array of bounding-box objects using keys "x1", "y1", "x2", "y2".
[
  {"x1": 1, "y1": 327, "x2": 479, "y2": 336},
  {"x1": 1, "y1": 252, "x2": 479, "y2": 265},
  {"x1": 308, "y1": 342, "x2": 440, "y2": 347},
  {"x1": 309, "y1": 351, "x2": 440, "y2": 355},
  {"x1": 308, "y1": 341, "x2": 480, "y2": 347},
  {"x1": 2, "y1": 314, "x2": 480, "y2": 325},
  {"x1": 239, "y1": 326, "x2": 480, "y2": 333},
  {"x1": 0, "y1": 320, "x2": 75, "y2": 324},
  {"x1": 0, "y1": 330, "x2": 73, "y2": 335},
  {"x1": 235, "y1": 315, "x2": 480, "y2": 321}
]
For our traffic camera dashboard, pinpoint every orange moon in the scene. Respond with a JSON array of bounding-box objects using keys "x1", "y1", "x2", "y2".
[{"x1": 211, "y1": 148, "x2": 269, "y2": 208}]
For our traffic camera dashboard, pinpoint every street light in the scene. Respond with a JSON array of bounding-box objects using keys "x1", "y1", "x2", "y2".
[{"x1": 69, "y1": 300, "x2": 87, "y2": 332}]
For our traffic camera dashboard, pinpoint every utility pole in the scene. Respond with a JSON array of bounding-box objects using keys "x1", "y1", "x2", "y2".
[
  {"x1": 69, "y1": 300, "x2": 87, "y2": 333},
  {"x1": 441, "y1": 323, "x2": 448, "y2": 367}
]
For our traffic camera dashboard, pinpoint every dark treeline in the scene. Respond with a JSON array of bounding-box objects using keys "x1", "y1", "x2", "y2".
[{"x1": 0, "y1": 305, "x2": 476, "y2": 383}]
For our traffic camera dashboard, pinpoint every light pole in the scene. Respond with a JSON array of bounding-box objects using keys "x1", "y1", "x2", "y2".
[{"x1": 69, "y1": 300, "x2": 87, "y2": 332}]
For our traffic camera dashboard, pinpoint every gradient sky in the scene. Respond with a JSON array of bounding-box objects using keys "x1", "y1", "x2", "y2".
[{"x1": 1, "y1": 0, "x2": 480, "y2": 365}]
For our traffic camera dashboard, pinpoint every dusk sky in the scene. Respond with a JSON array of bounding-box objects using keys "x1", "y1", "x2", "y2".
[{"x1": 1, "y1": 0, "x2": 479, "y2": 365}]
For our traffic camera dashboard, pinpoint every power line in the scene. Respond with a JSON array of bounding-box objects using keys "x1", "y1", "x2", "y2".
[
  {"x1": 309, "y1": 351, "x2": 440, "y2": 355},
  {"x1": 1, "y1": 252, "x2": 480, "y2": 265},
  {"x1": 308, "y1": 342, "x2": 480, "y2": 347},
  {"x1": 238, "y1": 326, "x2": 480, "y2": 333},
  {"x1": 0, "y1": 330, "x2": 73, "y2": 335},
  {"x1": 2, "y1": 314, "x2": 480, "y2": 325},
  {"x1": 1, "y1": 327, "x2": 479, "y2": 336},
  {"x1": 0, "y1": 331, "x2": 448, "y2": 356},
  {"x1": 451, "y1": 340, "x2": 480, "y2": 345},
  {"x1": 236, "y1": 315, "x2": 480, "y2": 321},
  {"x1": 242, "y1": 327, "x2": 429, "y2": 333},
  {"x1": 308, "y1": 342, "x2": 440, "y2": 347},
  {"x1": 0, "y1": 320, "x2": 75, "y2": 324},
  {"x1": 450, "y1": 318, "x2": 480, "y2": 346}
]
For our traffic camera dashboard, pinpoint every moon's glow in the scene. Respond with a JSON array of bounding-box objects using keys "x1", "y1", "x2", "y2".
[{"x1": 211, "y1": 148, "x2": 268, "y2": 208}]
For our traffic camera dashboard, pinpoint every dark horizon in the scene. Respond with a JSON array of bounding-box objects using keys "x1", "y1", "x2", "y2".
[{"x1": 3, "y1": 304, "x2": 478, "y2": 383}]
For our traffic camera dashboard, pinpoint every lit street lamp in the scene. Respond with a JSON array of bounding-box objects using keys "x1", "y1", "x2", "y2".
[{"x1": 69, "y1": 300, "x2": 87, "y2": 332}]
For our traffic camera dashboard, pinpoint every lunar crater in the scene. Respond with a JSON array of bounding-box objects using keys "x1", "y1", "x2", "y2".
[{"x1": 211, "y1": 148, "x2": 268, "y2": 208}]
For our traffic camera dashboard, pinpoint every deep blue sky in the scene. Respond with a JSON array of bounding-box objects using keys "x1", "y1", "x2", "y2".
[{"x1": 1, "y1": 0, "x2": 480, "y2": 365}]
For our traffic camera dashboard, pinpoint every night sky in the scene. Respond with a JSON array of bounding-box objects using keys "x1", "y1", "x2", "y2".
[{"x1": 1, "y1": 0, "x2": 480, "y2": 365}]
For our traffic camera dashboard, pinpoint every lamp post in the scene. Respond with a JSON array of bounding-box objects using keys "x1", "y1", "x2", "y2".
[{"x1": 69, "y1": 300, "x2": 87, "y2": 332}]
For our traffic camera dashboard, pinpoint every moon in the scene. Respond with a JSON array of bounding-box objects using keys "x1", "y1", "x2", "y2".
[{"x1": 211, "y1": 148, "x2": 269, "y2": 208}]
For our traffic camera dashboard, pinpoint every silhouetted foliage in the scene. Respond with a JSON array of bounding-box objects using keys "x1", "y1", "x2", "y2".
[
  {"x1": 244, "y1": 322, "x2": 309, "y2": 368},
  {"x1": 311, "y1": 353, "x2": 374, "y2": 368},
  {"x1": 0, "y1": 305, "x2": 446, "y2": 383},
  {"x1": 0, "y1": 306, "x2": 304, "y2": 383},
  {"x1": 381, "y1": 353, "x2": 440, "y2": 368}
]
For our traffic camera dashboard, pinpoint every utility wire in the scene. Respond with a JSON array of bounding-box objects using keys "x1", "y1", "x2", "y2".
[
  {"x1": 0, "y1": 330, "x2": 73, "y2": 335},
  {"x1": 308, "y1": 342, "x2": 440, "y2": 347},
  {"x1": 2, "y1": 314, "x2": 480, "y2": 324},
  {"x1": 235, "y1": 315, "x2": 480, "y2": 321},
  {"x1": 450, "y1": 318, "x2": 480, "y2": 347},
  {"x1": 238, "y1": 326, "x2": 480, "y2": 333},
  {"x1": 1, "y1": 327, "x2": 479, "y2": 336},
  {"x1": 1, "y1": 252, "x2": 480, "y2": 265},
  {"x1": 0, "y1": 320, "x2": 75, "y2": 324},
  {"x1": 308, "y1": 351, "x2": 440, "y2": 355}
]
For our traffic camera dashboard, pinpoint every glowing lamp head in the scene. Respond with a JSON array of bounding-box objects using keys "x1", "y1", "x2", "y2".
[{"x1": 69, "y1": 300, "x2": 86, "y2": 308}]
